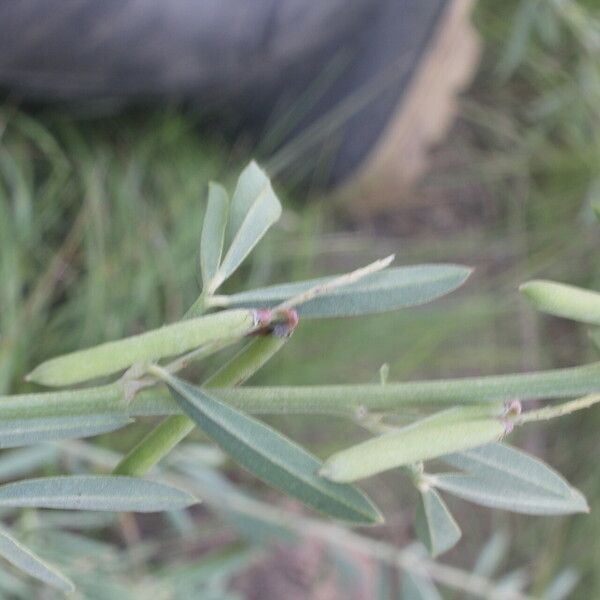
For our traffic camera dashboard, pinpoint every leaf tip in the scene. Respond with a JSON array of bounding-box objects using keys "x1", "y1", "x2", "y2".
[
  {"x1": 317, "y1": 463, "x2": 334, "y2": 479},
  {"x1": 519, "y1": 280, "x2": 543, "y2": 297}
]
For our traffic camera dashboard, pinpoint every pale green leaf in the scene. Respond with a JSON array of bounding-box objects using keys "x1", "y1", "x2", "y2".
[
  {"x1": 200, "y1": 182, "x2": 229, "y2": 290},
  {"x1": 221, "y1": 264, "x2": 472, "y2": 318},
  {"x1": 320, "y1": 418, "x2": 504, "y2": 483},
  {"x1": 0, "y1": 525, "x2": 74, "y2": 592},
  {"x1": 0, "y1": 446, "x2": 60, "y2": 480},
  {"x1": 402, "y1": 571, "x2": 443, "y2": 600},
  {"x1": 0, "y1": 476, "x2": 197, "y2": 512},
  {"x1": 26, "y1": 309, "x2": 256, "y2": 387},
  {"x1": 214, "y1": 161, "x2": 281, "y2": 289},
  {"x1": 415, "y1": 487, "x2": 461, "y2": 557},
  {"x1": 435, "y1": 443, "x2": 589, "y2": 514},
  {"x1": 432, "y1": 473, "x2": 586, "y2": 515},
  {"x1": 162, "y1": 375, "x2": 382, "y2": 524},
  {"x1": 471, "y1": 531, "x2": 509, "y2": 580},
  {"x1": 520, "y1": 280, "x2": 600, "y2": 325},
  {"x1": 0, "y1": 415, "x2": 132, "y2": 448},
  {"x1": 543, "y1": 567, "x2": 580, "y2": 600}
]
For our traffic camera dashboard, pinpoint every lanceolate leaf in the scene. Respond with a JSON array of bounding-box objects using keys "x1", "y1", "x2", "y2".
[
  {"x1": 213, "y1": 161, "x2": 281, "y2": 289},
  {"x1": 200, "y1": 182, "x2": 229, "y2": 291},
  {"x1": 220, "y1": 264, "x2": 472, "y2": 318},
  {"x1": 433, "y1": 443, "x2": 588, "y2": 515},
  {"x1": 415, "y1": 487, "x2": 461, "y2": 557},
  {"x1": 0, "y1": 415, "x2": 132, "y2": 448},
  {"x1": 162, "y1": 375, "x2": 382, "y2": 524},
  {"x1": 0, "y1": 446, "x2": 60, "y2": 480},
  {"x1": 0, "y1": 526, "x2": 74, "y2": 592},
  {"x1": 0, "y1": 476, "x2": 197, "y2": 512},
  {"x1": 402, "y1": 570, "x2": 443, "y2": 600},
  {"x1": 26, "y1": 309, "x2": 257, "y2": 387},
  {"x1": 320, "y1": 418, "x2": 505, "y2": 483}
]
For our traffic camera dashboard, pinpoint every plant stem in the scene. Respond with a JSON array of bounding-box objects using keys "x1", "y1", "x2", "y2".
[
  {"x1": 276, "y1": 254, "x2": 394, "y2": 311},
  {"x1": 3, "y1": 361, "x2": 600, "y2": 420},
  {"x1": 516, "y1": 393, "x2": 600, "y2": 424},
  {"x1": 113, "y1": 335, "x2": 289, "y2": 476}
]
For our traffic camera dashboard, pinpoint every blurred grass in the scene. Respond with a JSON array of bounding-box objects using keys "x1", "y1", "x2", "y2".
[{"x1": 1, "y1": 0, "x2": 600, "y2": 597}]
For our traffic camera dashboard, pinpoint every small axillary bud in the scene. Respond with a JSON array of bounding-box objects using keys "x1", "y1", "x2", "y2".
[
  {"x1": 502, "y1": 399, "x2": 522, "y2": 434},
  {"x1": 251, "y1": 307, "x2": 299, "y2": 338}
]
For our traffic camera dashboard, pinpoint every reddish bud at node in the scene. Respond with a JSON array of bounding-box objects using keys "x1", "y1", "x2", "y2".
[{"x1": 253, "y1": 309, "x2": 273, "y2": 329}]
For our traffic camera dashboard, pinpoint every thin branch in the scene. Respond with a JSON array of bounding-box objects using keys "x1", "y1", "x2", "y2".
[
  {"x1": 276, "y1": 254, "x2": 395, "y2": 311},
  {"x1": 516, "y1": 393, "x2": 600, "y2": 424}
]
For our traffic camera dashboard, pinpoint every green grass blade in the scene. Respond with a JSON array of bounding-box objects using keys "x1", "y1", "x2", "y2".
[
  {"x1": 0, "y1": 525, "x2": 74, "y2": 593},
  {"x1": 0, "y1": 476, "x2": 197, "y2": 512},
  {"x1": 415, "y1": 488, "x2": 462, "y2": 558},
  {"x1": 200, "y1": 182, "x2": 229, "y2": 291},
  {"x1": 0, "y1": 415, "x2": 132, "y2": 448},
  {"x1": 162, "y1": 375, "x2": 383, "y2": 524},
  {"x1": 435, "y1": 443, "x2": 589, "y2": 515},
  {"x1": 26, "y1": 309, "x2": 257, "y2": 387},
  {"x1": 221, "y1": 264, "x2": 472, "y2": 318}
]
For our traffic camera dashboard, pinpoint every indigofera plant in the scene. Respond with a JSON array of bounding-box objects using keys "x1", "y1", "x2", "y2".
[{"x1": 2, "y1": 161, "x2": 599, "y2": 595}]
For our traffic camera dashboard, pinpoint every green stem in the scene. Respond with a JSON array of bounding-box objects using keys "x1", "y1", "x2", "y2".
[
  {"x1": 516, "y1": 393, "x2": 600, "y2": 424},
  {"x1": 2, "y1": 361, "x2": 600, "y2": 420},
  {"x1": 113, "y1": 335, "x2": 288, "y2": 476}
]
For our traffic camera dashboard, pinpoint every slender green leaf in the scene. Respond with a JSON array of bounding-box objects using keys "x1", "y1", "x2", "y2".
[
  {"x1": 543, "y1": 567, "x2": 580, "y2": 600},
  {"x1": 0, "y1": 415, "x2": 132, "y2": 448},
  {"x1": 520, "y1": 280, "x2": 600, "y2": 325},
  {"x1": 213, "y1": 162, "x2": 281, "y2": 289},
  {"x1": 402, "y1": 571, "x2": 443, "y2": 600},
  {"x1": 220, "y1": 264, "x2": 472, "y2": 318},
  {"x1": 321, "y1": 418, "x2": 505, "y2": 483},
  {"x1": 415, "y1": 488, "x2": 461, "y2": 557},
  {"x1": 26, "y1": 309, "x2": 257, "y2": 387},
  {"x1": 27, "y1": 510, "x2": 117, "y2": 531},
  {"x1": 471, "y1": 531, "x2": 509, "y2": 580},
  {"x1": 162, "y1": 375, "x2": 383, "y2": 524},
  {"x1": 0, "y1": 526, "x2": 74, "y2": 592},
  {"x1": 200, "y1": 182, "x2": 229, "y2": 290},
  {"x1": 434, "y1": 443, "x2": 588, "y2": 514},
  {"x1": 176, "y1": 463, "x2": 297, "y2": 544},
  {"x1": 0, "y1": 476, "x2": 197, "y2": 512},
  {"x1": 431, "y1": 475, "x2": 585, "y2": 514},
  {"x1": 0, "y1": 446, "x2": 60, "y2": 480}
]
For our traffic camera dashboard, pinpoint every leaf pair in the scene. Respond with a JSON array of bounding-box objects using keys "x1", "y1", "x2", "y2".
[
  {"x1": 159, "y1": 373, "x2": 382, "y2": 525},
  {"x1": 200, "y1": 161, "x2": 282, "y2": 295},
  {"x1": 415, "y1": 443, "x2": 588, "y2": 558}
]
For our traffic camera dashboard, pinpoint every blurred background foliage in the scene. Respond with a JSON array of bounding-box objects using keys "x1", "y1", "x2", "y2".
[{"x1": 1, "y1": 0, "x2": 600, "y2": 597}]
